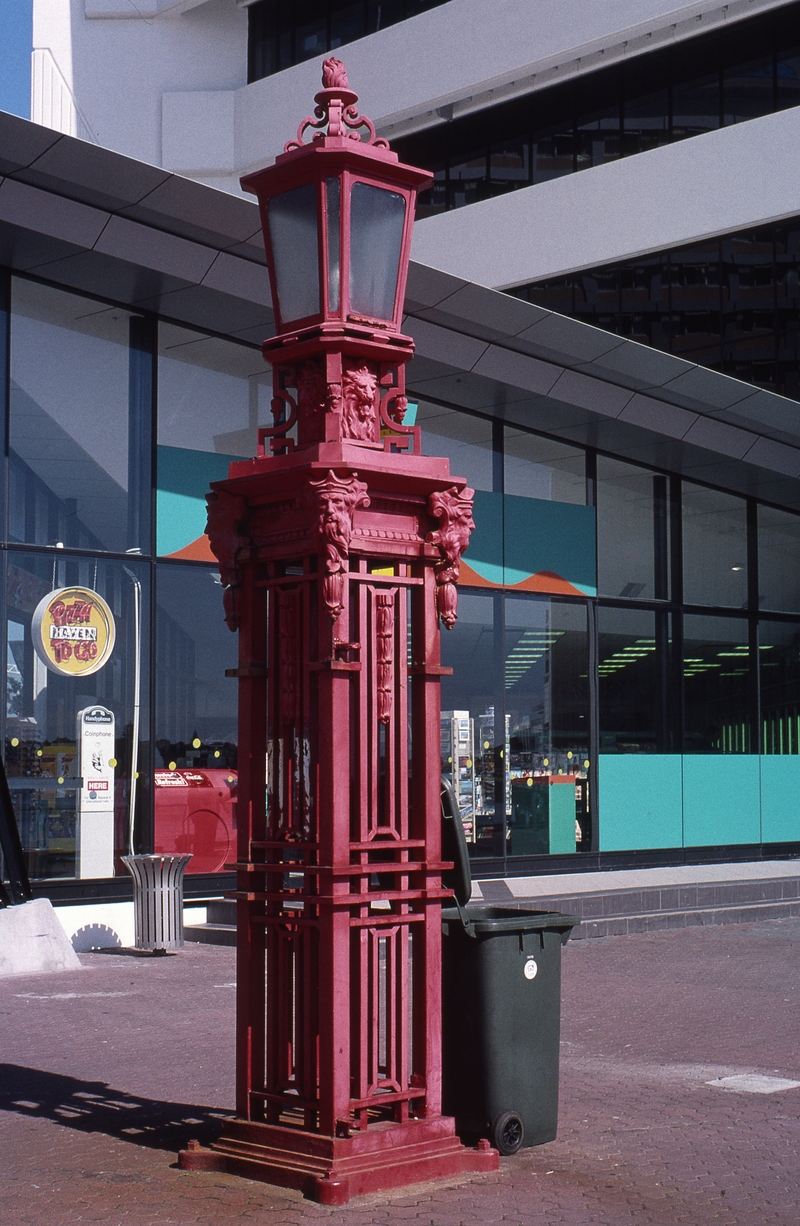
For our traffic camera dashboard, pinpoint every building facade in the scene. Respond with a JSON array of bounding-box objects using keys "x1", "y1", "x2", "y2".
[{"x1": 5, "y1": 0, "x2": 800, "y2": 931}]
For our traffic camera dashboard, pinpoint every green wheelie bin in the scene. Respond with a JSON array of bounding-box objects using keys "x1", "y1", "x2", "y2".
[{"x1": 441, "y1": 778, "x2": 579, "y2": 1156}]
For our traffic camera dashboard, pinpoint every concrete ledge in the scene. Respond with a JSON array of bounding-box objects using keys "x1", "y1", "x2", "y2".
[{"x1": 0, "y1": 899, "x2": 82, "y2": 977}]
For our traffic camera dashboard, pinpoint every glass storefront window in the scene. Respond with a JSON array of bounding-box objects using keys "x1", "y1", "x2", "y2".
[
  {"x1": 439, "y1": 592, "x2": 591, "y2": 861},
  {"x1": 758, "y1": 505, "x2": 800, "y2": 613},
  {"x1": 597, "y1": 458, "x2": 668, "y2": 600},
  {"x1": 157, "y1": 324, "x2": 271, "y2": 559},
  {"x1": 154, "y1": 563, "x2": 239, "y2": 874},
  {"x1": 682, "y1": 484, "x2": 748, "y2": 607},
  {"x1": 4, "y1": 550, "x2": 150, "y2": 879},
  {"x1": 416, "y1": 402, "x2": 494, "y2": 491},
  {"x1": 504, "y1": 430, "x2": 585, "y2": 504},
  {"x1": 598, "y1": 606, "x2": 665, "y2": 753},
  {"x1": 9, "y1": 278, "x2": 145, "y2": 554},
  {"x1": 683, "y1": 614, "x2": 751, "y2": 752},
  {"x1": 440, "y1": 592, "x2": 502, "y2": 857},
  {"x1": 504, "y1": 430, "x2": 594, "y2": 597},
  {"x1": 504, "y1": 598, "x2": 590, "y2": 854},
  {"x1": 759, "y1": 620, "x2": 800, "y2": 754}
]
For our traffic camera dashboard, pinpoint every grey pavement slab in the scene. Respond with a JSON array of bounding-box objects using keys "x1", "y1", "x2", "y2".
[
  {"x1": 472, "y1": 857, "x2": 800, "y2": 901},
  {"x1": 1, "y1": 922, "x2": 799, "y2": 1224}
]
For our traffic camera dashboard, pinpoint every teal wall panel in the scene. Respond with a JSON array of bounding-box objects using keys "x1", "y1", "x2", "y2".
[
  {"x1": 156, "y1": 445, "x2": 236, "y2": 556},
  {"x1": 598, "y1": 755, "x2": 683, "y2": 851},
  {"x1": 682, "y1": 755, "x2": 760, "y2": 846},
  {"x1": 463, "y1": 489, "x2": 503, "y2": 584},
  {"x1": 760, "y1": 757, "x2": 800, "y2": 843},
  {"x1": 463, "y1": 491, "x2": 597, "y2": 594},
  {"x1": 504, "y1": 494, "x2": 596, "y2": 595}
]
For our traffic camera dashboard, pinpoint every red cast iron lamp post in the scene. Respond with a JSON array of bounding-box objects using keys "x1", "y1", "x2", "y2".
[{"x1": 178, "y1": 59, "x2": 497, "y2": 1204}]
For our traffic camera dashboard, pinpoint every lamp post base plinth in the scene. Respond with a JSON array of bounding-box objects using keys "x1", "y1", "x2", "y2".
[{"x1": 178, "y1": 1117, "x2": 498, "y2": 1204}]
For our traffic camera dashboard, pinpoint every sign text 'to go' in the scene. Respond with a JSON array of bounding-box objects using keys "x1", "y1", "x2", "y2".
[{"x1": 32, "y1": 587, "x2": 116, "y2": 678}]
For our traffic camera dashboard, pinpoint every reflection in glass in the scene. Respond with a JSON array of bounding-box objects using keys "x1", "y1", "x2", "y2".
[
  {"x1": 504, "y1": 599, "x2": 590, "y2": 853},
  {"x1": 671, "y1": 71, "x2": 721, "y2": 140},
  {"x1": 154, "y1": 564, "x2": 239, "y2": 874},
  {"x1": 504, "y1": 430, "x2": 585, "y2": 504},
  {"x1": 598, "y1": 606, "x2": 664, "y2": 753},
  {"x1": 489, "y1": 139, "x2": 530, "y2": 195},
  {"x1": 440, "y1": 592, "x2": 501, "y2": 858},
  {"x1": 416, "y1": 403, "x2": 494, "y2": 492},
  {"x1": 759, "y1": 620, "x2": 800, "y2": 753},
  {"x1": 683, "y1": 614, "x2": 751, "y2": 752},
  {"x1": 723, "y1": 54, "x2": 774, "y2": 124},
  {"x1": 758, "y1": 505, "x2": 800, "y2": 612},
  {"x1": 531, "y1": 125, "x2": 574, "y2": 183},
  {"x1": 623, "y1": 88, "x2": 669, "y2": 155},
  {"x1": 325, "y1": 177, "x2": 341, "y2": 313},
  {"x1": 682, "y1": 484, "x2": 747, "y2": 607},
  {"x1": 349, "y1": 182, "x2": 405, "y2": 320},
  {"x1": 267, "y1": 183, "x2": 321, "y2": 323},
  {"x1": 448, "y1": 148, "x2": 488, "y2": 207},
  {"x1": 576, "y1": 107, "x2": 620, "y2": 169},
  {"x1": 597, "y1": 458, "x2": 667, "y2": 600},
  {"x1": 9, "y1": 279, "x2": 138, "y2": 554},
  {"x1": 157, "y1": 324, "x2": 271, "y2": 558},
  {"x1": 5, "y1": 551, "x2": 150, "y2": 879}
]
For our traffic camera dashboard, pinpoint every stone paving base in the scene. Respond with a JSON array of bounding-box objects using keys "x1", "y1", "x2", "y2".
[{"x1": 2, "y1": 920, "x2": 799, "y2": 1224}]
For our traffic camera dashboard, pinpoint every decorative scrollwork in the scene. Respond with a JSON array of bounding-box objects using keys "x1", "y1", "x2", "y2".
[
  {"x1": 310, "y1": 470, "x2": 370, "y2": 621},
  {"x1": 427, "y1": 486, "x2": 476, "y2": 630},
  {"x1": 284, "y1": 58, "x2": 389, "y2": 152}
]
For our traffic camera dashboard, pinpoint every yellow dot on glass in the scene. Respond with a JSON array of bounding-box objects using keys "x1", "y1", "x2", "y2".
[
  {"x1": 447, "y1": 756, "x2": 452, "y2": 763},
  {"x1": 543, "y1": 758, "x2": 549, "y2": 767},
  {"x1": 37, "y1": 749, "x2": 43, "y2": 757},
  {"x1": 214, "y1": 750, "x2": 221, "y2": 759},
  {"x1": 558, "y1": 768, "x2": 564, "y2": 774},
  {"x1": 109, "y1": 757, "x2": 117, "y2": 769},
  {"x1": 58, "y1": 776, "x2": 65, "y2": 785},
  {"x1": 134, "y1": 771, "x2": 140, "y2": 779},
  {"x1": 10, "y1": 737, "x2": 19, "y2": 747},
  {"x1": 483, "y1": 741, "x2": 490, "y2": 750},
  {"x1": 227, "y1": 776, "x2": 235, "y2": 784},
  {"x1": 192, "y1": 738, "x2": 201, "y2": 749},
  {"x1": 169, "y1": 761, "x2": 177, "y2": 770},
  {"x1": 526, "y1": 777, "x2": 533, "y2": 787},
  {"x1": 567, "y1": 751, "x2": 573, "y2": 759},
  {"x1": 584, "y1": 760, "x2": 590, "y2": 769},
  {"x1": 466, "y1": 759, "x2": 472, "y2": 768}
]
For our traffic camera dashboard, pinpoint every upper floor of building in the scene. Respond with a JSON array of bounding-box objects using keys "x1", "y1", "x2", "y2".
[{"x1": 31, "y1": 0, "x2": 796, "y2": 191}]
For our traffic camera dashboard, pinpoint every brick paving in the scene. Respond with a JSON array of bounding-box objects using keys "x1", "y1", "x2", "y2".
[{"x1": 1, "y1": 919, "x2": 799, "y2": 1225}]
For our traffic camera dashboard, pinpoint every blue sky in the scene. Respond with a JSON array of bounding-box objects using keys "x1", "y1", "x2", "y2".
[{"x1": 0, "y1": 0, "x2": 32, "y2": 118}]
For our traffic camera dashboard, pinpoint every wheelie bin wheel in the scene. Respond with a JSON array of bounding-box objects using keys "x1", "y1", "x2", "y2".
[{"x1": 490, "y1": 1110, "x2": 525, "y2": 1155}]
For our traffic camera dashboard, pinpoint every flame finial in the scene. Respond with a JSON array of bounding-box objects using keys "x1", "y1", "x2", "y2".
[
  {"x1": 321, "y1": 57, "x2": 348, "y2": 89},
  {"x1": 284, "y1": 60, "x2": 388, "y2": 152}
]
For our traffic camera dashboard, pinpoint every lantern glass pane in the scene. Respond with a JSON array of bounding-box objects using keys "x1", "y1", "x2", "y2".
[
  {"x1": 349, "y1": 182, "x2": 405, "y2": 320},
  {"x1": 266, "y1": 183, "x2": 320, "y2": 322},
  {"x1": 325, "y1": 178, "x2": 341, "y2": 313}
]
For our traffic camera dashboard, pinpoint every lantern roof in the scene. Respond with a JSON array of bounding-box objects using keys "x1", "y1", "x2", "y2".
[{"x1": 240, "y1": 58, "x2": 432, "y2": 196}]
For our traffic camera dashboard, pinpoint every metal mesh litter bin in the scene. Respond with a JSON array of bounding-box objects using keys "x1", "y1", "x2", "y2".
[
  {"x1": 122, "y1": 853, "x2": 192, "y2": 952},
  {"x1": 441, "y1": 778, "x2": 578, "y2": 1155}
]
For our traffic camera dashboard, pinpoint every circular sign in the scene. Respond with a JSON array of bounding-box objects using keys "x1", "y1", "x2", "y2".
[
  {"x1": 32, "y1": 587, "x2": 116, "y2": 678},
  {"x1": 523, "y1": 958, "x2": 538, "y2": 981}
]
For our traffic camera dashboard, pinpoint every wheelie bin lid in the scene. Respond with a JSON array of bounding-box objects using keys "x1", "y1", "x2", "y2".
[
  {"x1": 442, "y1": 906, "x2": 579, "y2": 940},
  {"x1": 441, "y1": 776, "x2": 579, "y2": 940}
]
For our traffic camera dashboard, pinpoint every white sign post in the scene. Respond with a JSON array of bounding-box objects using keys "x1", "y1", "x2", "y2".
[{"x1": 76, "y1": 706, "x2": 116, "y2": 879}]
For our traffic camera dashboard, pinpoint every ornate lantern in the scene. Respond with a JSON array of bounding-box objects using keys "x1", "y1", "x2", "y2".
[
  {"x1": 240, "y1": 57, "x2": 430, "y2": 453},
  {"x1": 179, "y1": 60, "x2": 492, "y2": 1204}
]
